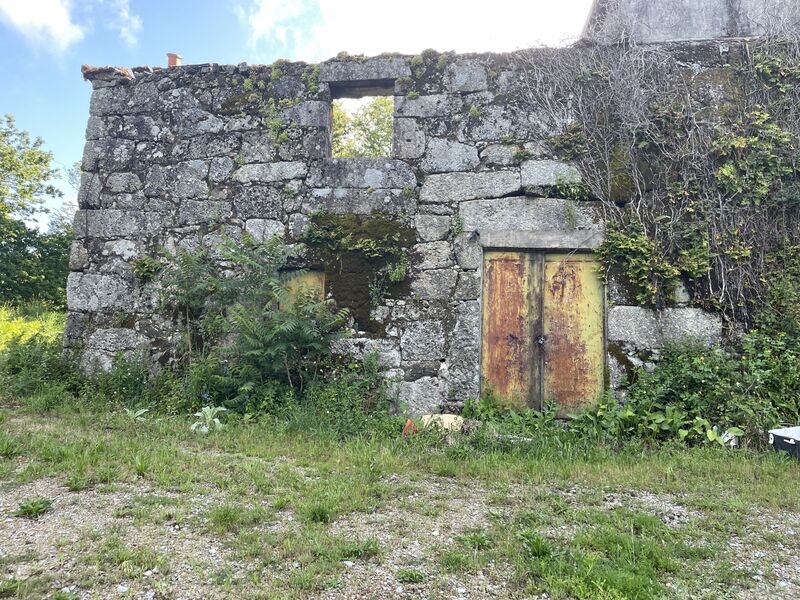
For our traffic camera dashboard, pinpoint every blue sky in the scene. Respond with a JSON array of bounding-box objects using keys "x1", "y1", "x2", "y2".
[{"x1": 0, "y1": 0, "x2": 594, "y2": 224}]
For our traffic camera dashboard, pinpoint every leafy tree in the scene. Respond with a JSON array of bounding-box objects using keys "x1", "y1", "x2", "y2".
[
  {"x1": 0, "y1": 115, "x2": 70, "y2": 307},
  {"x1": 66, "y1": 161, "x2": 81, "y2": 194},
  {"x1": 0, "y1": 114, "x2": 61, "y2": 218},
  {"x1": 0, "y1": 214, "x2": 71, "y2": 308},
  {"x1": 331, "y1": 97, "x2": 393, "y2": 158}
]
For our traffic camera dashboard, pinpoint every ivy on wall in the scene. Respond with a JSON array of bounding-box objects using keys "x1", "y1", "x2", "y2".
[{"x1": 518, "y1": 39, "x2": 800, "y2": 322}]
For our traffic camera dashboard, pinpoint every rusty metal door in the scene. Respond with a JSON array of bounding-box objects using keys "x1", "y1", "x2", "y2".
[
  {"x1": 542, "y1": 253, "x2": 605, "y2": 415},
  {"x1": 481, "y1": 251, "x2": 543, "y2": 410},
  {"x1": 481, "y1": 251, "x2": 604, "y2": 414},
  {"x1": 285, "y1": 270, "x2": 325, "y2": 299},
  {"x1": 281, "y1": 271, "x2": 325, "y2": 310}
]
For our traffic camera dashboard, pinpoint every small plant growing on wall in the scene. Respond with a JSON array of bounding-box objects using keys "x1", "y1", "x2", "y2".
[
  {"x1": 449, "y1": 215, "x2": 465, "y2": 237},
  {"x1": 512, "y1": 148, "x2": 532, "y2": 163},
  {"x1": 131, "y1": 256, "x2": 161, "y2": 282},
  {"x1": 301, "y1": 64, "x2": 320, "y2": 94}
]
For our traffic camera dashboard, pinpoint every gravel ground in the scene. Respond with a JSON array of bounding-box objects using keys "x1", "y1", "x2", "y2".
[{"x1": 2, "y1": 468, "x2": 799, "y2": 599}]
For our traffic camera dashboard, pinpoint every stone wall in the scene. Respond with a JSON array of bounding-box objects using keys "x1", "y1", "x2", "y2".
[
  {"x1": 583, "y1": 0, "x2": 800, "y2": 43},
  {"x1": 68, "y1": 45, "x2": 726, "y2": 414}
]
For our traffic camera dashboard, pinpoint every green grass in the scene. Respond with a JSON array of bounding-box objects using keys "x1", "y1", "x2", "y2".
[
  {"x1": 396, "y1": 568, "x2": 425, "y2": 583},
  {"x1": 0, "y1": 575, "x2": 54, "y2": 599},
  {"x1": 85, "y1": 532, "x2": 170, "y2": 582},
  {"x1": 206, "y1": 502, "x2": 270, "y2": 533},
  {"x1": 0, "y1": 305, "x2": 63, "y2": 351},
  {"x1": 0, "y1": 405, "x2": 798, "y2": 598},
  {"x1": 113, "y1": 494, "x2": 183, "y2": 525}
]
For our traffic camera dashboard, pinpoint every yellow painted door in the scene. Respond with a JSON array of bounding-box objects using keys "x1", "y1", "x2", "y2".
[
  {"x1": 542, "y1": 253, "x2": 605, "y2": 414},
  {"x1": 283, "y1": 271, "x2": 325, "y2": 307},
  {"x1": 480, "y1": 251, "x2": 604, "y2": 414}
]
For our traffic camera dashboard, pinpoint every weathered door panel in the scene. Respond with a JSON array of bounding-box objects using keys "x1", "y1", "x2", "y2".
[
  {"x1": 480, "y1": 251, "x2": 542, "y2": 409},
  {"x1": 542, "y1": 253, "x2": 604, "y2": 414},
  {"x1": 283, "y1": 271, "x2": 325, "y2": 308}
]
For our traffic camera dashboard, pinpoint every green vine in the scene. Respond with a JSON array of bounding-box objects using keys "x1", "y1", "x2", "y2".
[
  {"x1": 712, "y1": 109, "x2": 794, "y2": 206},
  {"x1": 597, "y1": 220, "x2": 680, "y2": 306}
]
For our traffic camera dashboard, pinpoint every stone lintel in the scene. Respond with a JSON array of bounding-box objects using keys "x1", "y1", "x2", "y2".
[{"x1": 479, "y1": 229, "x2": 603, "y2": 251}]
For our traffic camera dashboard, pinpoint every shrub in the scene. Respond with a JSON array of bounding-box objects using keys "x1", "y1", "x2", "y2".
[
  {"x1": 572, "y1": 332, "x2": 800, "y2": 447},
  {"x1": 190, "y1": 405, "x2": 227, "y2": 434},
  {"x1": 160, "y1": 236, "x2": 351, "y2": 404},
  {"x1": 465, "y1": 325, "x2": 800, "y2": 449},
  {"x1": 87, "y1": 353, "x2": 153, "y2": 407},
  {"x1": 276, "y1": 354, "x2": 400, "y2": 439},
  {"x1": 0, "y1": 308, "x2": 80, "y2": 402},
  {"x1": 462, "y1": 390, "x2": 561, "y2": 437},
  {"x1": 223, "y1": 285, "x2": 349, "y2": 396}
]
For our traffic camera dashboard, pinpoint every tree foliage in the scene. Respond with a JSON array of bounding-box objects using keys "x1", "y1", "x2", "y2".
[
  {"x1": 0, "y1": 115, "x2": 70, "y2": 307},
  {"x1": 331, "y1": 97, "x2": 393, "y2": 158},
  {"x1": 0, "y1": 114, "x2": 61, "y2": 218},
  {"x1": 0, "y1": 216, "x2": 71, "y2": 307}
]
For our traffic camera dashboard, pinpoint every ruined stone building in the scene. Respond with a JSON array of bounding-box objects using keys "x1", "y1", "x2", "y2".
[{"x1": 68, "y1": 0, "x2": 783, "y2": 415}]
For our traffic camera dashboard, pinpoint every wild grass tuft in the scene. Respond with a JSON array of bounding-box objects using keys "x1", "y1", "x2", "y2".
[
  {"x1": 12, "y1": 497, "x2": 53, "y2": 519},
  {"x1": 396, "y1": 568, "x2": 425, "y2": 583},
  {"x1": 206, "y1": 503, "x2": 269, "y2": 533}
]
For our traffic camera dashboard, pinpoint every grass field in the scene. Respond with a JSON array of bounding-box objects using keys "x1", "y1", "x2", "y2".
[{"x1": 1, "y1": 405, "x2": 799, "y2": 599}]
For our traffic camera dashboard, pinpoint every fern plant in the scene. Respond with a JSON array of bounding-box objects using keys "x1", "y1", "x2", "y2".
[
  {"x1": 218, "y1": 237, "x2": 350, "y2": 396},
  {"x1": 226, "y1": 288, "x2": 349, "y2": 395},
  {"x1": 157, "y1": 235, "x2": 350, "y2": 403}
]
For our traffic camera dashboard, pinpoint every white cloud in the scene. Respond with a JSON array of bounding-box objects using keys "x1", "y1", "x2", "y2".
[
  {"x1": 109, "y1": 0, "x2": 142, "y2": 48},
  {"x1": 242, "y1": 0, "x2": 596, "y2": 62},
  {"x1": 0, "y1": 0, "x2": 143, "y2": 53},
  {"x1": 0, "y1": 0, "x2": 84, "y2": 53}
]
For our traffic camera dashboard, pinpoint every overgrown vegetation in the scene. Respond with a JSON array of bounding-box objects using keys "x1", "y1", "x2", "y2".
[
  {"x1": 4, "y1": 220, "x2": 800, "y2": 450},
  {"x1": 0, "y1": 234, "x2": 397, "y2": 438},
  {"x1": 2, "y1": 246, "x2": 800, "y2": 598},
  {"x1": 468, "y1": 321, "x2": 800, "y2": 449},
  {"x1": 519, "y1": 39, "x2": 800, "y2": 320},
  {"x1": 510, "y1": 37, "x2": 800, "y2": 449}
]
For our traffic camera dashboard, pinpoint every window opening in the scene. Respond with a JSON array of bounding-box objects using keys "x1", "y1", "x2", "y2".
[{"x1": 330, "y1": 84, "x2": 394, "y2": 158}]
